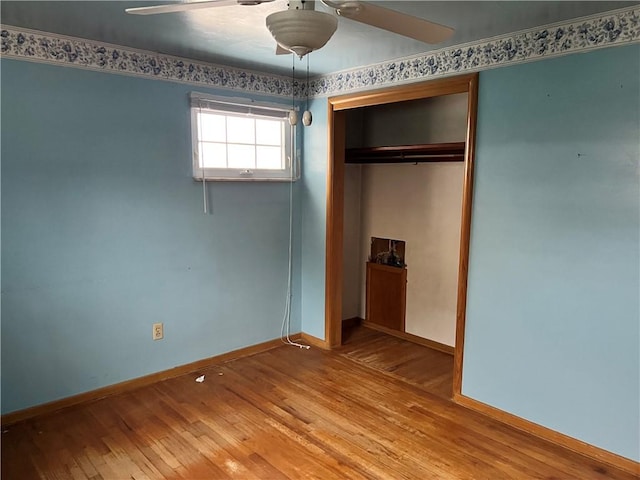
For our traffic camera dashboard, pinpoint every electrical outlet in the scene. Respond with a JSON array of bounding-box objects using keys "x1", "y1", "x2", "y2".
[{"x1": 152, "y1": 322, "x2": 163, "y2": 340}]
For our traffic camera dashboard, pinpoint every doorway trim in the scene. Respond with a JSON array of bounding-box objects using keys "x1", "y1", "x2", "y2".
[{"x1": 324, "y1": 73, "x2": 479, "y2": 398}]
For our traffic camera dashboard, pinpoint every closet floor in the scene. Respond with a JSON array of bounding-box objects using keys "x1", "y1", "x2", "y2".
[{"x1": 339, "y1": 325, "x2": 454, "y2": 400}]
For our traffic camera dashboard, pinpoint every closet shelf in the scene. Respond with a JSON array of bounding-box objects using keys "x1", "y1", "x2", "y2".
[{"x1": 345, "y1": 142, "x2": 465, "y2": 164}]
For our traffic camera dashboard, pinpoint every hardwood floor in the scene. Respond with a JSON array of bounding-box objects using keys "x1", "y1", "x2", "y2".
[
  {"x1": 340, "y1": 326, "x2": 454, "y2": 400},
  {"x1": 2, "y1": 332, "x2": 637, "y2": 479}
]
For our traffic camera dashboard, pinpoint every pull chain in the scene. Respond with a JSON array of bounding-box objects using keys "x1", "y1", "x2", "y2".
[
  {"x1": 288, "y1": 54, "x2": 298, "y2": 126},
  {"x1": 303, "y1": 55, "x2": 312, "y2": 126}
]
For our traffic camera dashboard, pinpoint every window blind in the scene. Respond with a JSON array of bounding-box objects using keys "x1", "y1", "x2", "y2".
[{"x1": 189, "y1": 92, "x2": 290, "y2": 119}]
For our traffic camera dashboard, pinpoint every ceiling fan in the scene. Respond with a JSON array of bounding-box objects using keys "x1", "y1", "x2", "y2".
[{"x1": 125, "y1": 0, "x2": 455, "y2": 58}]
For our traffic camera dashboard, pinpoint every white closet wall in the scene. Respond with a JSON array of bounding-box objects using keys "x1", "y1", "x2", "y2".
[
  {"x1": 358, "y1": 94, "x2": 468, "y2": 146},
  {"x1": 359, "y1": 163, "x2": 464, "y2": 346}
]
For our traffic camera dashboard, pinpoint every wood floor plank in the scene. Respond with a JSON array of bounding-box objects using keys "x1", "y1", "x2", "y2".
[{"x1": 2, "y1": 327, "x2": 637, "y2": 479}]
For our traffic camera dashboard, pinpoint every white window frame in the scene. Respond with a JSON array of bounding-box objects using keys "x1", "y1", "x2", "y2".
[{"x1": 190, "y1": 92, "x2": 298, "y2": 182}]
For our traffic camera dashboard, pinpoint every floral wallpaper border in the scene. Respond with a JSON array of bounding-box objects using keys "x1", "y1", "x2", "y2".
[
  {"x1": 0, "y1": 26, "x2": 295, "y2": 98},
  {"x1": 2, "y1": 5, "x2": 638, "y2": 99},
  {"x1": 310, "y1": 5, "x2": 639, "y2": 96}
]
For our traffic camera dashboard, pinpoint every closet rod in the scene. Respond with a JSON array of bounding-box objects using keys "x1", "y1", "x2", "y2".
[
  {"x1": 345, "y1": 142, "x2": 466, "y2": 164},
  {"x1": 347, "y1": 153, "x2": 464, "y2": 164}
]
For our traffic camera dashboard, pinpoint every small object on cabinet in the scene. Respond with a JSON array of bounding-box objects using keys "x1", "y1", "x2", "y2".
[{"x1": 369, "y1": 237, "x2": 405, "y2": 268}]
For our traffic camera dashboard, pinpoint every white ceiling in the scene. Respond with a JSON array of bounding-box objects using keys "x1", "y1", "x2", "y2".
[{"x1": 1, "y1": 1, "x2": 636, "y2": 76}]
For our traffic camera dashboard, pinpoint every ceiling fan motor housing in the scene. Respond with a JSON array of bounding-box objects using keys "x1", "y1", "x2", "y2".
[{"x1": 266, "y1": 8, "x2": 338, "y2": 58}]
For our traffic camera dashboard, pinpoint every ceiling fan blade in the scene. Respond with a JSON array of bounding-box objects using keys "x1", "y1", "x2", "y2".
[
  {"x1": 126, "y1": 0, "x2": 260, "y2": 15},
  {"x1": 332, "y1": 1, "x2": 454, "y2": 44},
  {"x1": 276, "y1": 44, "x2": 292, "y2": 55}
]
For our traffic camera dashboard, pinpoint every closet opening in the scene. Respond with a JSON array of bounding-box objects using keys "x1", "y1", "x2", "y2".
[{"x1": 325, "y1": 74, "x2": 478, "y2": 399}]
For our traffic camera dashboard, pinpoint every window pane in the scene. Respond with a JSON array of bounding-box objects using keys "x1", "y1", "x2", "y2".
[
  {"x1": 227, "y1": 117, "x2": 255, "y2": 144},
  {"x1": 228, "y1": 144, "x2": 255, "y2": 169},
  {"x1": 257, "y1": 146, "x2": 283, "y2": 170},
  {"x1": 256, "y1": 119, "x2": 283, "y2": 146},
  {"x1": 199, "y1": 113, "x2": 226, "y2": 142},
  {"x1": 200, "y1": 142, "x2": 226, "y2": 168}
]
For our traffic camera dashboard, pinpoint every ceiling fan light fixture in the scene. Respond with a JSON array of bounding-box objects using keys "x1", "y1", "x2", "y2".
[{"x1": 266, "y1": 9, "x2": 338, "y2": 58}]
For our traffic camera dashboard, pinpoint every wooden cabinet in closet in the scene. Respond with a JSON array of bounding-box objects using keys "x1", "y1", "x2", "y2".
[{"x1": 365, "y1": 261, "x2": 407, "y2": 332}]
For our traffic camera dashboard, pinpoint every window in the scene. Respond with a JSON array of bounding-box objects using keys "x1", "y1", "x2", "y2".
[{"x1": 190, "y1": 92, "x2": 297, "y2": 181}]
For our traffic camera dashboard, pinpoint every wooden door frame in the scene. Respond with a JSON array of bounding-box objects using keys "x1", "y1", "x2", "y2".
[{"x1": 324, "y1": 73, "x2": 479, "y2": 397}]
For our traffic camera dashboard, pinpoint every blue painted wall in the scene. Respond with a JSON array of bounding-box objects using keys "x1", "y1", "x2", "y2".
[
  {"x1": 300, "y1": 97, "x2": 328, "y2": 339},
  {"x1": 1, "y1": 60, "x2": 302, "y2": 414},
  {"x1": 463, "y1": 44, "x2": 639, "y2": 461}
]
